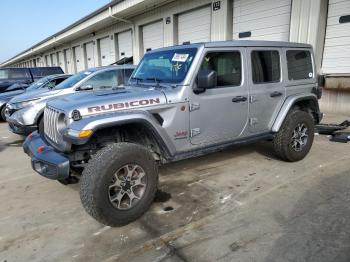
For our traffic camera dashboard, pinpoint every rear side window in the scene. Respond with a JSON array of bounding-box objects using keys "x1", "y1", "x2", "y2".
[
  {"x1": 286, "y1": 50, "x2": 313, "y2": 80},
  {"x1": 251, "y1": 51, "x2": 280, "y2": 84},
  {"x1": 53, "y1": 77, "x2": 68, "y2": 85},
  {"x1": 119, "y1": 69, "x2": 134, "y2": 85},
  {"x1": 30, "y1": 67, "x2": 64, "y2": 78},
  {"x1": 83, "y1": 70, "x2": 119, "y2": 89},
  {"x1": 0, "y1": 70, "x2": 8, "y2": 79},
  {"x1": 0, "y1": 68, "x2": 31, "y2": 79},
  {"x1": 200, "y1": 52, "x2": 242, "y2": 87}
]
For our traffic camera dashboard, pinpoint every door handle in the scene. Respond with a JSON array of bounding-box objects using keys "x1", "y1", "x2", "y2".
[
  {"x1": 270, "y1": 91, "x2": 283, "y2": 98},
  {"x1": 232, "y1": 96, "x2": 247, "y2": 103}
]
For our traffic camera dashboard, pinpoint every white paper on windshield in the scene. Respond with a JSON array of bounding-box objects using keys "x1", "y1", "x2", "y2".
[
  {"x1": 84, "y1": 72, "x2": 92, "y2": 75},
  {"x1": 172, "y1": 53, "x2": 189, "y2": 62}
]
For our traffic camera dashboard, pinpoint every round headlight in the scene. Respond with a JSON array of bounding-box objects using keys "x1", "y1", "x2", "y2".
[{"x1": 57, "y1": 113, "x2": 67, "y2": 134}]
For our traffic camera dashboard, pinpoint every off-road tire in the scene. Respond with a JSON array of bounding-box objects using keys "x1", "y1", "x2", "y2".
[
  {"x1": 273, "y1": 109, "x2": 314, "y2": 162},
  {"x1": 0, "y1": 106, "x2": 6, "y2": 122},
  {"x1": 80, "y1": 143, "x2": 158, "y2": 226}
]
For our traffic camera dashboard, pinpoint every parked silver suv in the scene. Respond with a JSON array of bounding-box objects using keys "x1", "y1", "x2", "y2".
[
  {"x1": 23, "y1": 41, "x2": 322, "y2": 226},
  {"x1": 6, "y1": 65, "x2": 135, "y2": 135}
]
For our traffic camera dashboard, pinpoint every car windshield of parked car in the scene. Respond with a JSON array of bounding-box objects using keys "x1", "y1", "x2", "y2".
[
  {"x1": 54, "y1": 71, "x2": 92, "y2": 90},
  {"x1": 26, "y1": 76, "x2": 51, "y2": 91},
  {"x1": 130, "y1": 48, "x2": 197, "y2": 84}
]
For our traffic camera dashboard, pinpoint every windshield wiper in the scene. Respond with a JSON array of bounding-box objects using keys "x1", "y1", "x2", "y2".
[
  {"x1": 146, "y1": 77, "x2": 162, "y2": 88},
  {"x1": 146, "y1": 77, "x2": 177, "y2": 89},
  {"x1": 130, "y1": 76, "x2": 144, "y2": 85}
]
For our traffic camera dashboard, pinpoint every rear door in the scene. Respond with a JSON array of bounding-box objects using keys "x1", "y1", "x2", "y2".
[
  {"x1": 189, "y1": 49, "x2": 249, "y2": 145},
  {"x1": 247, "y1": 48, "x2": 285, "y2": 133}
]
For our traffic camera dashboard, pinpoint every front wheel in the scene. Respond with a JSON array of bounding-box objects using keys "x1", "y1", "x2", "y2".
[
  {"x1": 38, "y1": 118, "x2": 44, "y2": 135},
  {"x1": 273, "y1": 109, "x2": 314, "y2": 162},
  {"x1": 80, "y1": 143, "x2": 158, "y2": 226},
  {"x1": 0, "y1": 106, "x2": 6, "y2": 122}
]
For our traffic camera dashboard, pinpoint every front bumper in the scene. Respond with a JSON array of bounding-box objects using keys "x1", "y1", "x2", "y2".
[
  {"x1": 8, "y1": 121, "x2": 37, "y2": 135},
  {"x1": 23, "y1": 131, "x2": 70, "y2": 180}
]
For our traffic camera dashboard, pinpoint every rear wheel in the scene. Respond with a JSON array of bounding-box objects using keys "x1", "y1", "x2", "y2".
[
  {"x1": 80, "y1": 143, "x2": 158, "y2": 226},
  {"x1": 273, "y1": 109, "x2": 314, "y2": 162}
]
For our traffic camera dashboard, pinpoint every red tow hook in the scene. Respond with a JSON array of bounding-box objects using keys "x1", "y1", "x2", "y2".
[
  {"x1": 28, "y1": 132, "x2": 34, "y2": 140},
  {"x1": 37, "y1": 146, "x2": 45, "y2": 154}
]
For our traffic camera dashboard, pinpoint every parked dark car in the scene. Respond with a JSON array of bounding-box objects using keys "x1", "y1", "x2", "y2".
[
  {"x1": 0, "y1": 67, "x2": 64, "y2": 93},
  {"x1": 0, "y1": 74, "x2": 71, "y2": 121}
]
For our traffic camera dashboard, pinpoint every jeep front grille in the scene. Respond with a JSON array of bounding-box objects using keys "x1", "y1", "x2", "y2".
[{"x1": 44, "y1": 106, "x2": 61, "y2": 144}]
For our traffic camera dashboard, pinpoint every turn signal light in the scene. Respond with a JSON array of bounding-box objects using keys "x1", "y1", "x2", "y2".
[{"x1": 78, "y1": 130, "x2": 93, "y2": 138}]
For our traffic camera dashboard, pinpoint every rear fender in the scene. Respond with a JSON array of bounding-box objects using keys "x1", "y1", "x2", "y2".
[{"x1": 272, "y1": 94, "x2": 321, "y2": 132}]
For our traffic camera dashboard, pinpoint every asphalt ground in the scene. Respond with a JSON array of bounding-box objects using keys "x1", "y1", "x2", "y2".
[{"x1": 0, "y1": 113, "x2": 349, "y2": 262}]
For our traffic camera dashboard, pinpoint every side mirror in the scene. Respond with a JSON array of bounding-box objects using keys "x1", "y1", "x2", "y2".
[
  {"x1": 76, "y1": 84, "x2": 93, "y2": 91},
  {"x1": 194, "y1": 70, "x2": 217, "y2": 94}
]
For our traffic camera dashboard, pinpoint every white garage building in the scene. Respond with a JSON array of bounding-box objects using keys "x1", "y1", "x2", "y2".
[{"x1": 0, "y1": 0, "x2": 349, "y2": 113}]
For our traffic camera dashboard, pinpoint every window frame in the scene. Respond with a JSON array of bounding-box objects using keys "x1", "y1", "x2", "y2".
[
  {"x1": 199, "y1": 50, "x2": 244, "y2": 89},
  {"x1": 284, "y1": 48, "x2": 315, "y2": 84},
  {"x1": 250, "y1": 49, "x2": 282, "y2": 85}
]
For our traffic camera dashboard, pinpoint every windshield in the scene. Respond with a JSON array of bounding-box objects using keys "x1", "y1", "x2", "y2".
[
  {"x1": 26, "y1": 76, "x2": 50, "y2": 91},
  {"x1": 130, "y1": 48, "x2": 197, "y2": 84},
  {"x1": 54, "y1": 71, "x2": 92, "y2": 90}
]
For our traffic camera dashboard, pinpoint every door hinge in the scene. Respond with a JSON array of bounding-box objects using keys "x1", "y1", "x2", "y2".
[
  {"x1": 249, "y1": 118, "x2": 258, "y2": 126},
  {"x1": 189, "y1": 103, "x2": 200, "y2": 112},
  {"x1": 249, "y1": 96, "x2": 257, "y2": 103},
  {"x1": 190, "y1": 128, "x2": 201, "y2": 137}
]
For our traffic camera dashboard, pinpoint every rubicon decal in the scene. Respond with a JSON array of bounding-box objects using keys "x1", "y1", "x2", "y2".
[{"x1": 88, "y1": 98, "x2": 161, "y2": 113}]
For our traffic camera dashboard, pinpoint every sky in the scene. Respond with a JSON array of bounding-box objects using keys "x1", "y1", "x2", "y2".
[{"x1": 0, "y1": 0, "x2": 111, "y2": 63}]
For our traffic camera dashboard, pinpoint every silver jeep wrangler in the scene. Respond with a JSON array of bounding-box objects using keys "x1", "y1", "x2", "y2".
[{"x1": 23, "y1": 40, "x2": 322, "y2": 226}]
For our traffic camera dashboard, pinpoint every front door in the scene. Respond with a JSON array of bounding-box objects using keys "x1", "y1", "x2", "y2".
[
  {"x1": 189, "y1": 49, "x2": 249, "y2": 145},
  {"x1": 247, "y1": 48, "x2": 286, "y2": 133}
]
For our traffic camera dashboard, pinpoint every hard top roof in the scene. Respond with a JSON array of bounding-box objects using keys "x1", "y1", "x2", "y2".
[{"x1": 150, "y1": 40, "x2": 312, "y2": 53}]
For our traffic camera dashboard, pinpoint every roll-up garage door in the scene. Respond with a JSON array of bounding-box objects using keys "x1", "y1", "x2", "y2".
[
  {"x1": 51, "y1": 53, "x2": 58, "y2": 66},
  {"x1": 117, "y1": 30, "x2": 133, "y2": 59},
  {"x1": 142, "y1": 21, "x2": 164, "y2": 54},
  {"x1": 64, "y1": 49, "x2": 73, "y2": 74},
  {"x1": 233, "y1": 0, "x2": 291, "y2": 41},
  {"x1": 58, "y1": 51, "x2": 65, "y2": 71},
  {"x1": 178, "y1": 6, "x2": 211, "y2": 44},
  {"x1": 322, "y1": 0, "x2": 350, "y2": 74},
  {"x1": 73, "y1": 46, "x2": 84, "y2": 72},
  {"x1": 85, "y1": 42, "x2": 96, "y2": 69},
  {"x1": 45, "y1": 55, "x2": 51, "y2": 66},
  {"x1": 99, "y1": 37, "x2": 113, "y2": 66}
]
